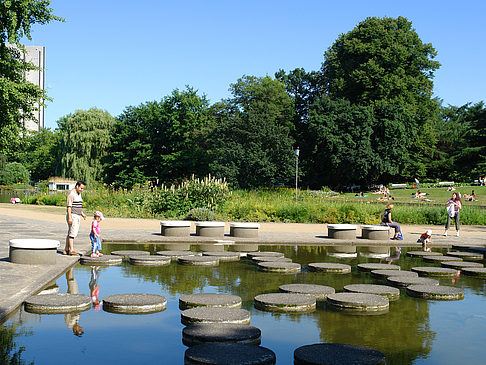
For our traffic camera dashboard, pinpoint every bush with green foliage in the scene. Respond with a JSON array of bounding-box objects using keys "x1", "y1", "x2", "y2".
[
  {"x1": 0, "y1": 162, "x2": 30, "y2": 185},
  {"x1": 185, "y1": 208, "x2": 216, "y2": 221}
]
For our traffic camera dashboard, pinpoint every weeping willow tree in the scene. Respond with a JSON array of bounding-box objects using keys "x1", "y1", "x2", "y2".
[{"x1": 56, "y1": 108, "x2": 116, "y2": 184}]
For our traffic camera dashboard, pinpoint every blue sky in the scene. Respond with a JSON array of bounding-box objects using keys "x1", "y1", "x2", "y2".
[{"x1": 23, "y1": 0, "x2": 486, "y2": 130}]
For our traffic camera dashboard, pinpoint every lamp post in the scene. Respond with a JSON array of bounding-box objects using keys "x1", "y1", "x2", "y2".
[{"x1": 294, "y1": 147, "x2": 300, "y2": 200}]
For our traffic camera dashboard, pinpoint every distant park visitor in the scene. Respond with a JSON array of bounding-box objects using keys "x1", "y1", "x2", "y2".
[
  {"x1": 444, "y1": 192, "x2": 462, "y2": 237},
  {"x1": 64, "y1": 181, "x2": 87, "y2": 256},
  {"x1": 380, "y1": 204, "x2": 402, "y2": 240}
]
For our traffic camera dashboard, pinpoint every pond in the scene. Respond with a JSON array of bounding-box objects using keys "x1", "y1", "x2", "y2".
[{"x1": 2, "y1": 243, "x2": 486, "y2": 364}]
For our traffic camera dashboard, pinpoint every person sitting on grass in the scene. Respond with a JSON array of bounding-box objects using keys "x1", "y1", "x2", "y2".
[{"x1": 380, "y1": 204, "x2": 402, "y2": 240}]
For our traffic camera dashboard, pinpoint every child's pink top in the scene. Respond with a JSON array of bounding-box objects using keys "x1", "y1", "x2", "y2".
[{"x1": 91, "y1": 220, "x2": 100, "y2": 235}]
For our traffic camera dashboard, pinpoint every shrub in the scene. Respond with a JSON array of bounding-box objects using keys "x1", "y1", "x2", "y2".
[
  {"x1": 0, "y1": 162, "x2": 30, "y2": 185},
  {"x1": 185, "y1": 208, "x2": 216, "y2": 221}
]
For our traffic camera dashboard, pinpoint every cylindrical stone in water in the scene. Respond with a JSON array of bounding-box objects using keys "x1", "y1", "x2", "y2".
[
  {"x1": 178, "y1": 256, "x2": 219, "y2": 266},
  {"x1": 294, "y1": 343, "x2": 386, "y2": 365},
  {"x1": 344, "y1": 284, "x2": 400, "y2": 301},
  {"x1": 247, "y1": 252, "x2": 284, "y2": 259},
  {"x1": 257, "y1": 262, "x2": 301, "y2": 273},
  {"x1": 184, "y1": 343, "x2": 276, "y2": 365},
  {"x1": 254, "y1": 293, "x2": 316, "y2": 312},
  {"x1": 179, "y1": 293, "x2": 242, "y2": 310},
  {"x1": 445, "y1": 251, "x2": 484, "y2": 260},
  {"x1": 370, "y1": 269, "x2": 418, "y2": 280},
  {"x1": 156, "y1": 250, "x2": 198, "y2": 260},
  {"x1": 308, "y1": 263, "x2": 351, "y2": 274},
  {"x1": 80, "y1": 255, "x2": 122, "y2": 266},
  {"x1": 326, "y1": 293, "x2": 389, "y2": 313},
  {"x1": 386, "y1": 276, "x2": 439, "y2": 288},
  {"x1": 462, "y1": 267, "x2": 486, "y2": 277},
  {"x1": 111, "y1": 250, "x2": 150, "y2": 259},
  {"x1": 24, "y1": 293, "x2": 91, "y2": 314},
  {"x1": 411, "y1": 267, "x2": 458, "y2": 277},
  {"x1": 102, "y1": 294, "x2": 167, "y2": 314},
  {"x1": 423, "y1": 255, "x2": 462, "y2": 263},
  {"x1": 129, "y1": 255, "x2": 171, "y2": 266},
  {"x1": 182, "y1": 323, "x2": 261, "y2": 346},
  {"x1": 181, "y1": 307, "x2": 251, "y2": 326},
  {"x1": 406, "y1": 285, "x2": 464, "y2": 300},
  {"x1": 440, "y1": 261, "x2": 483, "y2": 269},
  {"x1": 279, "y1": 284, "x2": 335, "y2": 301},
  {"x1": 406, "y1": 251, "x2": 442, "y2": 258},
  {"x1": 202, "y1": 252, "x2": 240, "y2": 262},
  {"x1": 251, "y1": 256, "x2": 292, "y2": 263},
  {"x1": 357, "y1": 263, "x2": 400, "y2": 272}
]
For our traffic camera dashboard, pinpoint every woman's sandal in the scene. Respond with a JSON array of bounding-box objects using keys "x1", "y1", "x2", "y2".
[{"x1": 69, "y1": 251, "x2": 80, "y2": 256}]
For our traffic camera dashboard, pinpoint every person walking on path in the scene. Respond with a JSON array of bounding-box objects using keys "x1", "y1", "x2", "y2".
[
  {"x1": 380, "y1": 203, "x2": 403, "y2": 240},
  {"x1": 444, "y1": 192, "x2": 462, "y2": 237},
  {"x1": 63, "y1": 181, "x2": 87, "y2": 256},
  {"x1": 90, "y1": 211, "x2": 104, "y2": 257}
]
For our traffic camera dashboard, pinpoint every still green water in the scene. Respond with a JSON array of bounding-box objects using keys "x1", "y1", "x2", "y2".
[{"x1": 2, "y1": 244, "x2": 486, "y2": 364}]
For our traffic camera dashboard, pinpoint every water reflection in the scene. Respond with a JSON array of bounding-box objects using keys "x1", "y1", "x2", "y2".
[
  {"x1": 65, "y1": 268, "x2": 83, "y2": 337},
  {"x1": 360, "y1": 246, "x2": 390, "y2": 259},
  {"x1": 327, "y1": 245, "x2": 357, "y2": 258}
]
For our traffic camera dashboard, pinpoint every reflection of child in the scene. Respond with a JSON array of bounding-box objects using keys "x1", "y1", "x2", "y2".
[
  {"x1": 89, "y1": 266, "x2": 102, "y2": 310},
  {"x1": 90, "y1": 211, "x2": 104, "y2": 258},
  {"x1": 417, "y1": 230, "x2": 432, "y2": 251}
]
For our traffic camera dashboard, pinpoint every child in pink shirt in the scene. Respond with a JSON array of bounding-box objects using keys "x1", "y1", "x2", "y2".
[{"x1": 90, "y1": 211, "x2": 104, "y2": 257}]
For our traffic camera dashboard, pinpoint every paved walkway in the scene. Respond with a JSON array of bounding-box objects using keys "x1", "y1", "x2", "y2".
[{"x1": 0, "y1": 203, "x2": 484, "y2": 323}]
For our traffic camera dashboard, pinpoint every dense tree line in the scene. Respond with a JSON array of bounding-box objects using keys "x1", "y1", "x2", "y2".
[{"x1": 1, "y1": 7, "x2": 485, "y2": 189}]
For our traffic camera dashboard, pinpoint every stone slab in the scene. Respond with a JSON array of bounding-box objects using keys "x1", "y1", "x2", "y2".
[
  {"x1": 423, "y1": 255, "x2": 462, "y2": 263},
  {"x1": 179, "y1": 293, "x2": 242, "y2": 310},
  {"x1": 440, "y1": 261, "x2": 483, "y2": 269},
  {"x1": 411, "y1": 266, "x2": 458, "y2": 277},
  {"x1": 102, "y1": 293, "x2": 167, "y2": 314},
  {"x1": 254, "y1": 293, "x2": 316, "y2": 312},
  {"x1": 279, "y1": 284, "x2": 335, "y2": 301},
  {"x1": 406, "y1": 251, "x2": 443, "y2": 258},
  {"x1": 462, "y1": 268, "x2": 486, "y2": 277},
  {"x1": 202, "y1": 252, "x2": 240, "y2": 262},
  {"x1": 308, "y1": 263, "x2": 351, "y2": 274},
  {"x1": 185, "y1": 343, "x2": 275, "y2": 365},
  {"x1": 344, "y1": 284, "x2": 400, "y2": 301},
  {"x1": 24, "y1": 293, "x2": 91, "y2": 314},
  {"x1": 326, "y1": 293, "x2": 389, "y2": 313},
  {"x1": 445, "y1": 251, "x2": 484, "y2": 260},
  {"x1": 181, "y1": 307, "x2": 251, "y2": 326},
  {"x1": 406, "y1": 285, "x2": 464, "y2": 300},
  {"x1": 257, "y1": 262, "x2": 301, "y2": 273},
  {"x1": 294, "y1": 343, "x2": 386, "y2": 365},
  {"x1": 252, "y1": 256, "x2": 292, "y2": 263},
  {"x1": 178, "y1": 256, "x2": 220, "y2": 266},
  {"x1": 370, "y1": 270, "x2": 418, "y2": 280},
  {"x1": 357, "y1": 263, "x2": 400, "y2": 272},
  {"x1": 386, "y1": 276, "x2": 440, "y2": 288},
  {"x1": 128, "y1": 255, "x2": 171, "y2": 266},
  {"x1": 156, "y1": 250, "x2": 199, "y2": 260},
  {"x1": 182, "y1": 323, "x2": 261, "y2": 346},
  {"x1": 111, "y1": 250, "x2": 150, "y2": 259},
  {"x1": 247, "y1": 252, "x2": 284, "y2": 259},
  {"x1": 80, "y1": 255, "x2": 122, "y2": 266}
]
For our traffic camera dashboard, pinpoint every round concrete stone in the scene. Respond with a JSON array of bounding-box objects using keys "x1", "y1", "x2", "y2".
[
  {"x1": 406, "y1": 285, "x2": 464, "y2": 300},
  {"x1": 440, "y1": 261, "x2": 484, "y2": 269},
  {"x1": 254, "y1": 293, "x2": 316, "y2": 312},
  {"x1": 185, "y1": 343, "x2": 276, "y2": 365},
  {"x1": 257, "y1": 262, "x2": 301, "y2": 273},
  {"x1": 406, "y1": 251, "x2": 443, "y2": 258},
  {"x1": 182, "y1": 323, "x2": 261, "y2": 346},
  {"x1": 102, "y1": 293, "x2": 167, "y2": 314},
  {"x1": 252, "y1": 256, "x2": 292, "y2": 263},
  {"x1": 156, "y1": 250, "x2": 199, "y2": 260},
  {"x1": 423, "y1": 255, "x2": 462, "y2": 263},
  {"x1": 247, "y1": 252, "x2": 284, "y2": 259},
  {"x1": 357, "y1": 263, "x2": 400, "y2": 272},
  {"x1": 326, "y1": 293, "x2": 389, "y2": 313},
  {"x1": 411, "y1": 266, "x2": 458, "y2": 277},
  {"x1": 467, "y1": 247, "x2": 486, "y2": 254},
  {"x1": 386, "y1": 276, "x2": 440, "y2": 288},
  {"x1": 344, "y1": 284, "x2": 400, "y2": 301},
  {"x1": 202, "y1": 252, "x2": 240, "y2": 262},
  {"x1": 80, "y1": 255, "x2": 122, "y2": 266},
  {"x1": 451, "y1": 244, "x2": 483, "y2": 251},
  {"x1": 24, "y1": 293, "x2": 91, "y2": 314},
  {"x1": 111, "y1": 250, "x2": 150, "y2": 259},
  {"x1": 129, "y1": 255, "x2": 171, "y2": 266},
  {"x1": 181, "y1": 307, "x2": 251, "y2": 326},
  {"x1": 178, "y1": 256, "x2": 220, "y2": 266},
  {"x1": 294, "y1": 343, "x2": 386, "y2": 365},
  {"x1": 9, "y1": 238, "x2": 60, "y2": 265},
  {"x1": 279, "y1": 284, "x2": 335, "y2": 301},
  {"x1": 308, "y1": 263, "x2": 352, "y2": 274},
  {"x1": 179, "y1": 293, "x2": 242, "y2": 310},
  {"x1": 445, "y1": 251, "x2": 484, "y2": 260},
  {"x1": 462, "y1": 268, "x2": 486, "y2": 277},
  {"x1": 370, "y1": 269, "x2": 418, "y2": 280}
]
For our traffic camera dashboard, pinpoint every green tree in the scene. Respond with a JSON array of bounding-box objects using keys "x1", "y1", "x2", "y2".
[
  {"x1": 0, "y1": 0, "x2": 62, "y2": 156},
  {"x1": 0, "y1": 162, "x2": 30, "y2": 185},
  {"x1": 56, "y1": 108, "x2": 116, "y2": 184},
  {"x1": 208, "y1": 76, "x2": 296, "y2": 188}
]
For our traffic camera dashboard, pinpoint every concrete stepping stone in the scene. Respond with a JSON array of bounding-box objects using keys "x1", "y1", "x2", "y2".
[
  {"x1": 181, "y1": 307, "x2": 251, "y2": 326},
  {"x1": 406, "y1": 251, "x2": 442, "y2": 258},
  {"x1": 308, "y1": 263, "x2": 351, "y2": 274},
  {"x1": 406, "y1": 285, "x2": 464, "y2": 300},
  {"x1": 102, "y1": 293, "x2": 167, "y2": 314},
  {"x1": 184, "y1": 343, "x2": 276, "y2": 365},
  {"x1": 257, "y1": 262, "x2": 301, "y2": 273},
  {"x1": 182, "y1": 323, "x2": 261, "y2": 346},
  {"x1": 178, "y1": 256, "x2": 220, "y2": 266},
  {"x1": 440, "y1": 261, "x2": 483, "y2": 269},
  {"x1": 344, "y1": 284, "x2": 400, "y2": 301},
  {"x1": 111, "y1": 250, "x2": 150, "y2": 259},
  {"x1": 467, "y1": 247, "x2": 486, "y2": 254},
  {"x1": 445, "y1": 251, "x2": 484, "y2": 260},
  {"x1": 80, "y1": 255, "x2": 122, "y2": 266},
  {"x1": 326, "y1": 293, "x2": 389, "y2": 313},
  {"x1": 202, "y1": 251, "x2": 240, "y2": 262},
  {"x1": 462, "y1": 268, "x2": 486, "y2": 277},
  {"x1": 279, "y1": 284, "x2": 335, "y2": 301},
  {"x1": 129, "y1": 255, "x2": 171, "y2": 266},
  {"x1": 451, "y1": 244, "x2": 483, "y2": 251},
  {"x1": 423, "y1": 255, "x2": 462, "y2": 263},
  {"x1": 411, "y1": 266, "x2": 458, "y2": 277},
  {"x1": 357, "y1": 263, "x2": 400, "y2": 272},
  {"x1": 247, "y1": 252, "x2": 284, "y2": 259},
  {"x1": 294, "y1": 343, "x2": 386, "y2": 365},
  {"x1": 370, "y1": 269, "x2": 418, "y2": 280},
  {"x1": 24, "y1": 293, "x2": 91, "y2": 314},
  {"x1": 386, "y1": 276, "x2": 440, "y2": 288},
  {"x1": 156, "y1": 250, "x2": 200, "y2": 260},
  {"x1": 251, "y1": 256, "x2": 292, "y2": 263},
  {"x1": 179, "y1": 293, "x2": 242, "y2": 310},
  {"x1": 254, "y1": 293, "x2": 316, "y2": 312}
]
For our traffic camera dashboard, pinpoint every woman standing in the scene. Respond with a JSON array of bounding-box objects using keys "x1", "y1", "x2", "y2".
[
  {"x1": 444, "y1": 192, "x2": 462, "y2": 237},
  {"x1": 380, "y1": 204, "x2": 402, "y2": 240}
]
